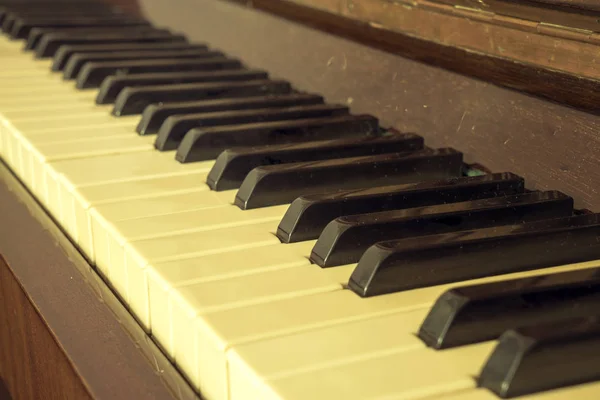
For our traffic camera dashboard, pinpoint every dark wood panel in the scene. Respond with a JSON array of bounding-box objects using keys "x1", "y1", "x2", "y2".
[
  {"x1": 219, "y1": 0, "x2": 600, "y2": 114},
  {"x1": 0, "y1": 256, "x2": 93, "y2": 400},
  {"x1": 0, "y1": 162, "x2": 198, "y2": 400},
  {"x1": 140, "y1": 0, "x2": 600, "y2": 211},
  {"x1": 524, "y1": 0, "x2": 600, "y2": 12}
]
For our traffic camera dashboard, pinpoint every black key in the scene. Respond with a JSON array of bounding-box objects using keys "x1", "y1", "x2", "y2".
[
  {"x1": 35, "y1": 30, "x2": 181, "y2": 58},
  {"x1": 419, "y1": 267, "x2": 600, "y2": 350},
  {"x1": 206, "y1": 133, "x2": 424, "y2": 190},
  {"x1": 278, "y1": 172, "x2": 525, "y2": 243},
  {"x1": 27, "y1": 25, "x2": 166, "y2": 51},
  {"x1": 80, "y1": 57, "x2": 242, "y2": 90},
  {"x1": 349, "y1": 213, "x2": 600, "y2": 298},
  {"x1": 176, "y1": 115, "x2": 380, "y2": 162},
  {"x1": 99, "y1": 70, "x2": 269, "y2": 106},
  {"x1": 63, "y1": 48, "x2": 220, "y2": 80},
  {"x1": 155, "y1": 104, "x2": 349, "y2": 151},
  {"x1": 53, "y1": 41, "x2": 192, "y2": 71},
  {"x1": 112, "y1": 79, "x2": 288, "y2": 116},
  {"x1": 312, "y1": 191, "x2": 573, "y2": 267},
  {"x1": 478, "y1": 316, "x2": 600, "y2": 398},
  {"x1": 1, "y1": 5, "x2": 118, "y2": 31},
  {"x1": 10, "y1": 16, "x2": 148, "y2": 39},
  {"x1": 137, "y1": 92, "x2": 319, "y2": 134},
  {"x1": 236, "y1": 148, "x2": 463, "y2": 210}
]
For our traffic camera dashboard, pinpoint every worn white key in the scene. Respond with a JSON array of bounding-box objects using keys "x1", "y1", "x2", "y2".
[
  {"x1": 228, "y1": 308, "x2": 428, "y2": 391},
  {"x1": 254, "y1": 342, "x2": 494, "y2": 400},
  {"x1": 78, "y1": 173, "x2": 212, "y2": 263},
  {"x1": 104, "y1": 202, "x2": 287, "y2": 280},
  {"x1": 186, "y1": 259, "x2": 600, "y2": 399},
  {"x1": 122, "y1": 221, "x2": 285, "y2": 326},
  {"x1": 434, "y1": 383, "x2": 600, "y2": 400},
  {"x1": 52, "y1": 152, "x2": 212, "y2": 257},
  {"x1": 92, "y1": 190, "x2": 230, "y2": 277},
  {"x1": 156, "y1": 261, "x2": 351, "y2": 362}
]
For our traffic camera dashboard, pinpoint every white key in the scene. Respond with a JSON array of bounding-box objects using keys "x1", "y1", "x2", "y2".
[
  {"x1": 435, "y1": 383, "x2": 600, "y2": 400},
  {"x1": 103, "y1": 202, "x2": 287, "y2": 279},
  {"x1": 254, "y1": 342, "x2": 494, "y2": 400},
  {"x1": 92, "y1": 190, "x2": 231, "y2": 277},
  {"x1": 186, "y1": 259, "x2": 600, "y2": 399},
  {"x1": 77, "y1": 173, "x2": 212, "y2": 264},
  {"x1": 50, "y1": 152, "x2": 212, "y2": 256},
  {"x1": 123, "y1": 221, "x2": 286, "y2": 327},
  {"x1": 159, "y1": 262, "x2": 351, "y2": 364}
]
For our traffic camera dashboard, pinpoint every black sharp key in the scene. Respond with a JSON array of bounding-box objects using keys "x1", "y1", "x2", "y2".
[
  {"x1": 80, "y1": 57, "x2": 242, "y2": 90},
  {"x1": 100, "y1": 70, "x2": 269, "y2": 106},
  {"x1": 63, "y1": 48, "x2": 220, "y2": 80},
  {"x1": 236, "y1": 148, "x2": 463, "y2": 210},
  {"x1": 137, "y1": 91, "x2": 319, "y2": 134},
  {"x1": 35, "y1": 30, "x2": 182, "y2": 58},
  {"x1": 419, "y1": 267, "x2": 600, "y2": 350},
  {"x1": 53, "y1": 41, "x2": 192, "y2": 71},
  {"x1": 349, "y1": 213, "x2": 600, "y2": 298},
  {"x1": 1, "y1": 5, "x2": 118, "y2": 31},
  {"x1": 27, "y1": 25, "x2": 166, "y2": 51},
  {"x1": 112, "y1": 79, "x2": 288, "y2": 116},
  {"x1": 478, "y1": 316, "x2": 600, "y2": 398},
  {"x1": 311, "y1": 191, "x2": 573, "y2": 267},
  {"x1": 10, "y1": 16, "x2": 148, "y2": 39},
  {"x1": 155, "y1": 104, "x2": 349, "y2": 151},
  {"x1": 205, "y1": 133, "x2": 424, "y2": 190},
  {"x1": 177, "y1": 115, "x2": 380, "y2": 162},
  {"x1": 277, "y1": 172, "x2": 525, "y2": 243}
]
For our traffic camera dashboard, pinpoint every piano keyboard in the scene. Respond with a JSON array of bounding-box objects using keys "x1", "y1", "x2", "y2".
[{"x1": 1, "y1": 2, "x2": 600, "y2": 399}]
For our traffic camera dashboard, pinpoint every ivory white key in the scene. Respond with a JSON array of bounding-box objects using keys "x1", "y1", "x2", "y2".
[
  {"x1": 0, "y1": 89, "x2": 98, "y2": 103},
  {"x1": 2, "y1": 102, "x2": 111, "y2": 115},
  {"x1": 433, "y1": 383, "x2": 600, "y2": 400},
  {"x1": 121, "y1": 221, "x2": 286, "y2": 318},
  {"x1": 228, "y1": 308, "x2": 428, "y2": 387},
  {"x1": 0, "y1": 58, "x2": 53, "y2": 71},
  {"x1": 24, "y1": 124, "x2": 136, "y2": 143},
  {"x1": 104, "y1": 204, "x2": 289, "y2": 324},
  {"x1": 251, "y1": 342, "x2": 495, "y2": 400},
  {"x1": 52, "y1": 152, "x2": 212, "y2": 257},
  {"x1": 10, "y1": 122, "x2": 139, "y2": 196},
  {"x1": 147, "y1": 240, "x2": 337, "y2": 371},
  {"x1": 76, "y1": 172, "x2": 212, "y2": 262},
  {"x1": 91, "y1": 190, "x2": 234, "y2": 276},
  {"x1": 3, "y1": 114, "x2": 139, "y2": 184},
  {"x1": 6, "y1": 114, "x2": 144, "y2": 212},
  {"x1": 181, "y1": 259, "x2": 600, "y2": 399},
  {"x1": 22, "y1": 134, "x2": 154, "y2": 188},
  {"x1": 155, "y1": 261, "x2": 352, "y2": 362},
  {"x1": 103, "y1": 201, "x2": 286, "y2": 275},
  {"x1": 0, "y1": 96, "x2": 108, "y2": 113}
]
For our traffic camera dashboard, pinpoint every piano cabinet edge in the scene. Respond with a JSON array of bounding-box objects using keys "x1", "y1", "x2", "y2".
[
  {"x1": 0, "y1": 162, "x2": 199, "y2": 400},
  {"x1": 0, "y1": 255, "x2": 93, "y2": 400}
]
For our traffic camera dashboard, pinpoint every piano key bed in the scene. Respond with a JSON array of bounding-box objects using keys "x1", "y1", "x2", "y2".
[{"x1": 1, "y1": 2, "x2": 600, "y2": 400}]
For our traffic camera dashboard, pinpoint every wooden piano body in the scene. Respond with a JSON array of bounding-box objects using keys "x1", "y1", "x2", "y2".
[{"x1": 1, "y1": 0, "x2": 600, "y2": 399}]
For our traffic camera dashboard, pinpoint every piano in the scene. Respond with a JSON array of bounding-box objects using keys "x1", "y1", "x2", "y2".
[{"x1": 1, "y1": 0, "x2": 600, "y2": 399}]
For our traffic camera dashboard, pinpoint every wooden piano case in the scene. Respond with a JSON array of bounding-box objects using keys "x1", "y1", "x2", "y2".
[{"x1": 1, "y1": 0, "x2": 600, "y2": 398}]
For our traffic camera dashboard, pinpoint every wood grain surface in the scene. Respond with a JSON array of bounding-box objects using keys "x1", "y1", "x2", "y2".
[
  {"x1": 221, "y1": 0, "x2": 600, "y2": 113},
  {"x1": 0, "y1": 256, "x2": 92, "y2": 400}
]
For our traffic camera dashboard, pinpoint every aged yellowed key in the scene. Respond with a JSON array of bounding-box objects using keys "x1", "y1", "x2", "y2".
[{"x1": 163, "y1": 258, "x2": 600, "y2": 399}]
